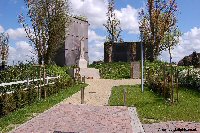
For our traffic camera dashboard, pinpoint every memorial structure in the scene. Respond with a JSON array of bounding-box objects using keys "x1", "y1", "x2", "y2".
[
  {"x1": 104, "y1": 42, "x2": 141, "y2": 63},
  {"x1": 54, "y1": 17, "x2": 89, "y2": 67}
]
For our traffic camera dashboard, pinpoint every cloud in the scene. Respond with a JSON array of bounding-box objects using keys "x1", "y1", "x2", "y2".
[
  {"x1": 115, "y1": 5, "x2": 139, "y2": 34},
  {"x1": 6, "y1": 28, "x2": 26, "y2": 40},
  {"x1": 88, "y1": 29, "x2": 105, "y2": 43},
  {"x1": 69, "y1": 0, "x2": 108, "y2": 29},
  {"x1": 88, "y1": 29, "x2": 105, "y2": 63},
  {"x1": 69, "y1": 0, "x2": 140, "y2": 34},
  {"x1": 160, "y1": 27, "x2": 200, "y2": 62},
  {"x1": 69, "y1": 0, "x2": 140, "y2": 62},
  {"x1": 0, "y1": 25, "x2": 4, "y2": 32},
  {"x1": 8, "y1": 41, "x2": 36, "y2": 65}
]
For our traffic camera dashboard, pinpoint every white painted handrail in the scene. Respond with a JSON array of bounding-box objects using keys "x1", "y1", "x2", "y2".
[{"x1": 0, "y1": 75, "x2": 60, "y2": 87}]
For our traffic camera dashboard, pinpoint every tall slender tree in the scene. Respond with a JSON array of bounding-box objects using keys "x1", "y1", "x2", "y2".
[
  {"x1": 19, "y1": 0, "x2": 71, "y2": 65},
  {"x1": 104, "y1": 0, "x2": 122, "y2": 43},
  {"x1": 0, "y1": 32, "x2": 9, "y2": 68},
  {"x1": 103, "y1": 0, "x2": 122, "y2": 62},
  {"x1": 139, "y1": 0, "x2": 179, "y2": 62}
]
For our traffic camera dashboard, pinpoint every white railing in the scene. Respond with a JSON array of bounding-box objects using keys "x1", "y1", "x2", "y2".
[
  {"x1": 0, "y1": 75, "x2": 60, "y2": 94},
  {"x1": 0, "y1": 76, "x2": 60, "y2": 87}
]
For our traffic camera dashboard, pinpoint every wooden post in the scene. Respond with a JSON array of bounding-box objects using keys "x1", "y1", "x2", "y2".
[
  {"x1": 26, "y1": 77, "x2": 29, "y2": 88},
  {"x1": 123, "y1": 88, "x2": 127, "y2": 106},
  {"x1": 147, "y1": 68, "x2": 150, "y2": 82},
  {"x1": 170, "y1": 65, "x2": 173, "y2": 104},
  {"x1": 171, "y1": 74, "x2": 174, "y2": 104},
  {"x1": 163, "y1": 65, "x2": 166, "y2": 98},
  {"x1": 82, "y1": 76, "x2": 86, "y2": 83},
  {"x1": 131, "y1": 63, "x2": 133, "y2": 79},
  {"x1": 81, "y1": 87, "x2": 84, "y2": 104},
  {"x1": 176, "y1": 69, "x2": 179, "y2": 102},
  {"x1": 187, "y1": 68, "x2": 190, "y2": 86},
  {"x1": 43, "y1": 67, "x2": 46, "y2": 99},
  {"x1": 39, "y1": 66, "x2": 42, "y2": 100}
]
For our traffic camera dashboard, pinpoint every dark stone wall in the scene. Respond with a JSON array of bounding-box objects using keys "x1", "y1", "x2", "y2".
[
  {"x1": 104, "y1": 42, "x2": 141, "y2": 62},
  {"x1": 54, "y1": 17, "x2": 89, "y2": 66}
]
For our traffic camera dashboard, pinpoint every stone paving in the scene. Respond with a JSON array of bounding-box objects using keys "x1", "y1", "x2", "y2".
[
  {"x1": 143, "y1": 121, "x2": 200, "y2": 133},
  {"x1": 11, "y1": 79, "x2": 145, "y2": 133},
  {"x1": 11, "y1": 78, "x2": 200, "y2": 133},
  {"x1": 13, "y1": 104, "x2": 133, "y2": 133},
  {"x1": 62, "y1": 79, "x2": 141, "y2": 106}
]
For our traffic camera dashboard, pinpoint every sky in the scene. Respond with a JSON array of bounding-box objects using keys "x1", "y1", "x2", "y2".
[{"x1": 0, "y1": 0, "x2": 200, "y2": 65}]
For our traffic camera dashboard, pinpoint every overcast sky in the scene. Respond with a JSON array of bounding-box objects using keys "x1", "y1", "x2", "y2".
[{"x1": 0, "y1": 0, "x2": 200, "y2": 65}]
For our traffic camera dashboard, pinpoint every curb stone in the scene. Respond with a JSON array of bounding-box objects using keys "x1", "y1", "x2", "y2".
[{"x1": 128, "y1": 107, "x2": 145, "y2": 133}]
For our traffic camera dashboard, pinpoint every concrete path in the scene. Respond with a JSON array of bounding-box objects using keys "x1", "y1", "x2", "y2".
[
  {"x1": 79, "y1": 68, "x2": 100, "y2": 79},
  {"x1": 62, "y1": 79, "x2": 141, "y2": 106}
]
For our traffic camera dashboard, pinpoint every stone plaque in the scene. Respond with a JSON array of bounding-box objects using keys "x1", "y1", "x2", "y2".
[{"x1": 131, "y1": 62, "x2": 140, "y2": 79}]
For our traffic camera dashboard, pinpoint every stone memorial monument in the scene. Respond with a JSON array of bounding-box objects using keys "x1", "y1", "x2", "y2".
[
  {"x1": 54, "y1": 17, "x2": 89, "y2": 66},
  {"x1": 78, "y1": 37, "x2": 87, "y2": 68}
]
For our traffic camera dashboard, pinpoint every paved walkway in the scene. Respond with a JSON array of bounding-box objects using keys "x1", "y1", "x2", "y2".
[
  {"x1": 62, "y1": 79, "x2": 141, "y2": 106},
  {"x1": 12, "y1": 79, "x2": 145, "y2": 133},
  {"x1": 13, "y1": 104, "x2": 133, "y2": 133}
]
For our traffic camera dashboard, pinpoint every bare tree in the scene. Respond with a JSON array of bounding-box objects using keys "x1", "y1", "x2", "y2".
[
  {"x1": 104, "y1": 0, "x2": 122, "y2": 43},
  {"x1": 19, "y1": 0, "x2": 71, "y2": 65},
  {"x1": 103, "y1": 0, "x2": 122, "y2": 62},
  {"x1": 0, "y1": 32, "x2": 9, "y2": 68}
]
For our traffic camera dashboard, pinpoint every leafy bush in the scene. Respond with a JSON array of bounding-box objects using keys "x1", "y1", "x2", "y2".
[
  {"x1": 178, "y1": 68, "x2": 200, "y2": 90},
  {"x1": 89, "y1": 62, "x2": 131, "y2": 79},
  {"x1": 144, "y1": 61, "x2": 180, "y2": 100},
  {"x1": 0, "y1": 63, "x2": 74, "y2": 117}
]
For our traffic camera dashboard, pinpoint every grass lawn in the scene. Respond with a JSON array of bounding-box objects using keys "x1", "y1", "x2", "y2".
[
  {"x1": 0, "y1": 84, "x2": 87, "y2": 133},
  {"x1": 109, "y1": 85, "x2": 200, "y2": 124}
]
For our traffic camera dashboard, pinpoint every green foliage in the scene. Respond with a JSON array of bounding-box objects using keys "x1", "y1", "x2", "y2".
[
  {"x1": 109, "y1": 85, "x2": 200, "y2": 123},
  {"x1": 145, "y1": 61, "x2": 200, "y2": 101},
  {"x1": 89, "y1": 61, "x2": 168, "y2": 80},
  {"x1": 0, "y1": 84, "x2": 86, "y2": 132},
  {"x1": 178, "y1": 67, "x2": 200, "y2": 90},
  {"x1": 0, "y1": 63, "x2": 74, "y2": 117},
  {"x1": 0, "y1": 63, "x2": 35, "y2": 84},
  {"x1": 139, "y1": 0, "x2": 179, "y2": 61},
  {"x1": 89, "y1": 62, "x2": 131, "y2": 79},
  {"x1": 19, "y1": 0, "x2": 71, "y2": 65},
  {"x1": 0, "y1": 63, "x2": 71, "y2": 84}
]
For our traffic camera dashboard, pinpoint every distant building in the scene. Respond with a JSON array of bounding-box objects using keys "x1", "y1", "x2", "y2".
[
  {"x1": 54, "y1": 17, "x2": 89, "y2": 66},
  {"x1": 104, "y1": 42, "x2": 141, "y2": 62}
]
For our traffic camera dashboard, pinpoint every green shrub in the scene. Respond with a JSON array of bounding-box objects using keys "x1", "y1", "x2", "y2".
[
  {"x1": 0, "y1": 64, "x2": 74, "y2": 117},
  {"x1": 89, "y1": 62, "x2": 131, "y2": 79},
  {"x1": 0, "y1": 94, "x2": 16, "y2": 117}
]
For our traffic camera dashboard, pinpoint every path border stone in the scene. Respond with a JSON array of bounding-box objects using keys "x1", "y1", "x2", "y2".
[{"x1": 128, "y1": 107, "x2": 145, "y2": 133}]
